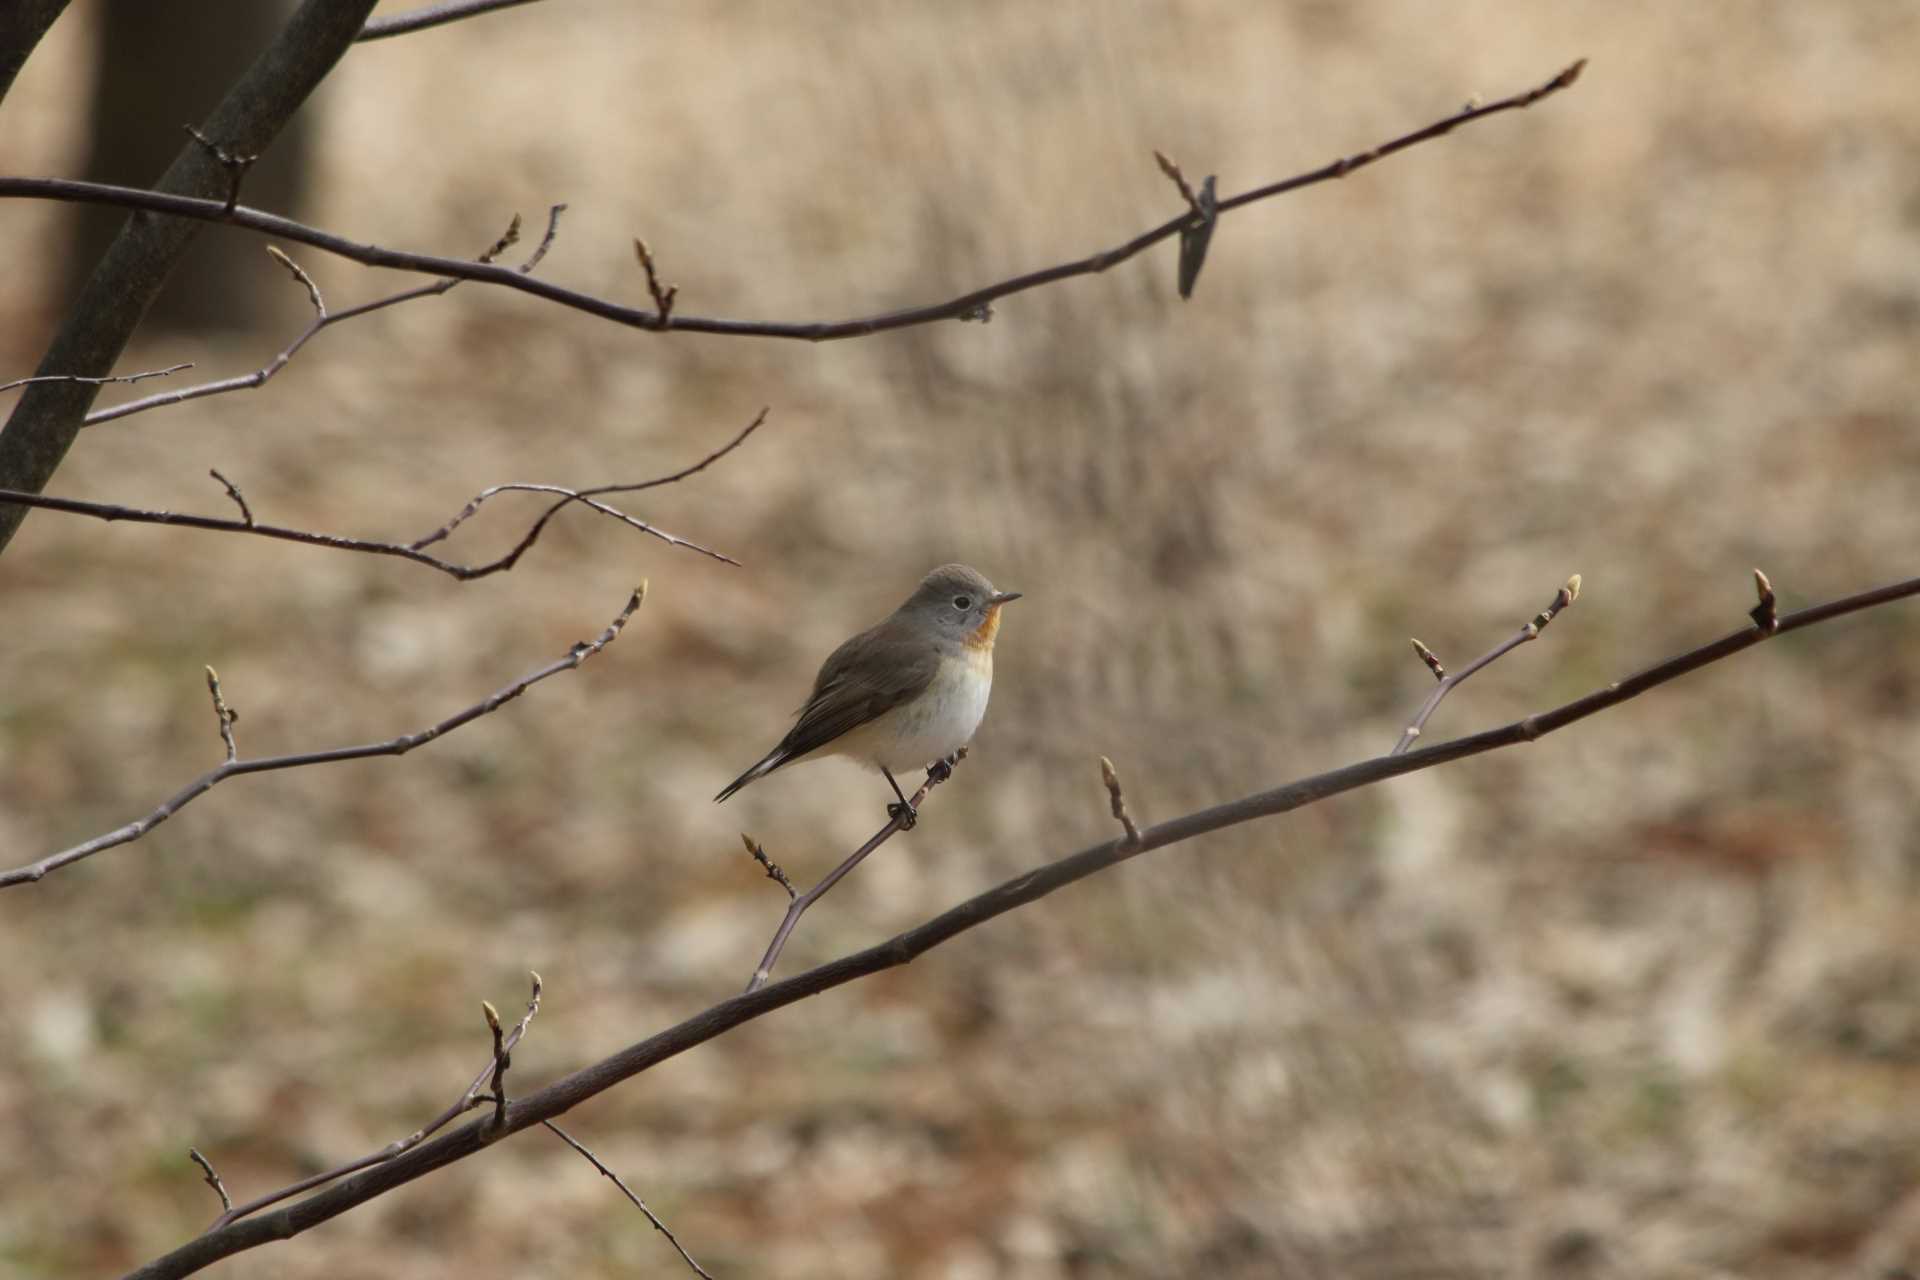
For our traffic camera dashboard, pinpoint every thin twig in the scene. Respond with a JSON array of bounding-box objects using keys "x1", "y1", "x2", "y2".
[
  {"x1": 1154, "y1": 152, "x2": 1219, "y2": 301},
  {"x1": 186, "y1": 1150, "x2": 230, "y2": 1213},
  {"x1": 121, "y1": 568, "x2": 1920, "y2": 1280},
  {"x1": 633, "y1": 238, "x2": 677, "y2": 324},
  {"x1": 1152, "y1": 149, "x2": 1202, "y2": 212},
  {"x1": 0, "y1": 589, "x2": 643, "y2": 889},
  {"x1": 2, "y1": 363, "x2": 193, "y2": 395},
  {"x1": 206, "y1": 470, "x2": 253, "y2": 526},
  {"x1": 83, "y1": 208, "x2": 561, "y2": 428},
  {"x1": 408, "y1": 406, "x2": 768, "y2": 558},
  {"x1": 744, "y1": 748, "x2": 966, "y2": 993},
  {"x1": 543, "y1": 1122, "x2": 716, "y2": 1280},
  {"x1": 0, "y1": 486, "x2": 733, "y2": 571},
  {"x1": 264, "y1": 245, "x2": 325, "y2": 317},
  {"x1": 183, "y1": 125, "x2": 257, "y2": 215},
  {"x1": 1099, "y1": 756, "x2": 1142, "y2": 846},
  {"x1": 1391, "y1": 574, "x2": 1581, "y2": 756},
  {"x1": 356, "y1": 0, "x2": 545, "y2": 41},
  {"x1": 2, "y1": 404, "x2": 756, "y2": 575},
  {"x1": 742, "y1": 833, "x2": 797, "y2": 900},
  {"x1": 1, "y1": 61, "x2": 1585, "y2": 343},
  {"x1": 203, "y1": 667, "x2": 238, "y2": 762},
  {"x1": 203, "y1": 972, "x2": 543, "y2": 1231}
]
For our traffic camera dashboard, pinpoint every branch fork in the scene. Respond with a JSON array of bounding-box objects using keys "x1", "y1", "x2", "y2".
[
  {"x1": 1393, "y1": 573, "x2": 1581, "y2": 755},
  {"x1": 742, "y1": 748, "x2": 968, "y2": 992}
]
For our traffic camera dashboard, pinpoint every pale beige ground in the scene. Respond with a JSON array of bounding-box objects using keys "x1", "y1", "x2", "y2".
[{"x1": 4, "y1": 3, "x2": 1920, "y2": 1277}]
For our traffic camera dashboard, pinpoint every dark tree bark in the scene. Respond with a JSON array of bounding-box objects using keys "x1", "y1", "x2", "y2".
[
  {"x1": 61, "y1": 0, "x2": 313, "y2": 333},
  {"x1": 0, "y1": 0, "x2": 378, "y2": 557},
  {"x1": 0, "y1": 0, "x2": 69, "y2": 107}
]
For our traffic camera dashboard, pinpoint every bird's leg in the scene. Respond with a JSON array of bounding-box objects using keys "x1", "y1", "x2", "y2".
[{"x1": 881, "y1": 766, "x2": 917, "y2": 830}]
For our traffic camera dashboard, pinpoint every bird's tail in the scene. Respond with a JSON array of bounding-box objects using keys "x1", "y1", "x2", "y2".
[{"x1": 714, "y1": 746, "x2": 789, "y2": 803}]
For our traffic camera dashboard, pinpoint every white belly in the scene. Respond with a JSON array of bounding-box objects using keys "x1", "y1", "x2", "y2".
[{"x1": 839, "y1": 651, "x2": 993, "y2": 774}]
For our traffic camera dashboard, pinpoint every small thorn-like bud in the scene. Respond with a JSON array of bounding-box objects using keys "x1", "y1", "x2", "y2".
[
  {"x1": 1099, "y1": 754, "x2": 1143, "y2": 845},
  {"x1": 1410, "y1": 638, "x2": 1446, "y2": 681},
  {"x1": 481, "y1": 1000, "x2": 501, "y2": 1033},
  {"x1": 1750, "y1": 567, "x2": 1779, "y2": 633},
  {"x1": 741, "y1": 833, "x2": 758, "y2": 856},
  {"x1": 528, "y1": 970, "x2": 543, "y2": 994},
  {"x1": 1564, "y1": 573, "x2": 1582, "y2": 602}
]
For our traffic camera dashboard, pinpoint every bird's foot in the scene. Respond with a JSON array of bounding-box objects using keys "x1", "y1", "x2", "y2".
[
  {"x1": 926, "y1": 757, "x2": 955, "y2": 786},
  {"x1": 888, "y1": 799, "x2": 919, "y2": 831}
]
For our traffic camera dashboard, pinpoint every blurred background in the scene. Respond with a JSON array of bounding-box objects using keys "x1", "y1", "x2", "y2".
[{"x1": 3, "y1": 2, "x2": 1919, "y2": 1276}]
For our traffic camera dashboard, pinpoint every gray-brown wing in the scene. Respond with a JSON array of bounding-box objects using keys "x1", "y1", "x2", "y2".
[{"x1": 774, "y1": 618, "x2": 940, "y2": 762}]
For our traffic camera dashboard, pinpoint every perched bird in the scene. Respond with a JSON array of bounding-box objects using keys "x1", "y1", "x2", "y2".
[{"x1": 716, "y1": 563, "x2": 1021, "y2": 821}]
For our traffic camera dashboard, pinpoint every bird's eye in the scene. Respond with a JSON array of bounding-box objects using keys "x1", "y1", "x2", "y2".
[{"x1": 952, "y1": 594, "x2": 973, "y2": 610}]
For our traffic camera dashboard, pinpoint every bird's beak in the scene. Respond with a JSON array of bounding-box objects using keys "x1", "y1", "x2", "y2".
[{"x1": 989, "y1": 590, "x2": 1022, "y2": 605}]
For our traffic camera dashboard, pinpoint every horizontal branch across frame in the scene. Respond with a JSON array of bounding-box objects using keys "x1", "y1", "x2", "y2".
[
  {"x1": 123, "y1": 566, "x2": 1919, "y2": 1280},
  {"x1": 0, "y1": 60, "x2": 1584, "y2": 344}
]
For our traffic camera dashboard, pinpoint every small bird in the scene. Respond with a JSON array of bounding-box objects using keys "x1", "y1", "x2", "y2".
[{"x1": 715, "y1": 563, "x2": 1021, "y2": 822}]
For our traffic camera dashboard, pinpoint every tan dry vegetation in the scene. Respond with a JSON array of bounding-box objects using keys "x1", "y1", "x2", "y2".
[{"x1": 3, "y1": 2, "x2": 1920, "y2": 1277}]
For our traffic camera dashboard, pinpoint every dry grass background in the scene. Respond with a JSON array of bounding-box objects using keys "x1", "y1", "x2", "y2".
[{"x1": 3, "y1": 2, "x2": 1920, "y2": 1277}]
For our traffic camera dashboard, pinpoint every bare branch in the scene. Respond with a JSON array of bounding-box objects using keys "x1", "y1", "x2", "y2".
[
  {"x1": 407, "y1": 405, "x2": 767, "y2": 559},
  {"x1": 0, "y1": 486, "x2": 734, "y2": 571},
  {"x1": 1392, "y1": 573, "x2": 1581, "y2": 755},
  {"x1": 0, "y1": 404, "x2": 756, "y2": 574},
  {"x1": 1152, "y1": 149, "x2": 1202, "y2": 213},
  {"x1": 120, "y1": 568, "x2": 1920, "y2": 1280},
  {"x1": 203, "y1": 971, "x2": 544, "y2": 1231},
  {"x1": 2, "y1": 363, "x2": 194, "y2": 395},
  {"x1": 745, "y1": 748, "x2": 965, "y2": 993},
  {"x1": 206, "y1": 470, "x2": 253, "y2": 526},
  {"x1": 263, "y1": 245, "x2": 325, "y2": 317},
  {"x1": 1152, "y1": 152, "x2": 1219, "y2": 301},
  {"x1": 0, "y1": 591, "x2": 643, "y2": 889},
  {"x1": 0, "y1": 60, "x2": 1585, "y2": 342},
  {"x1": 84, "y1": 208, "x2": 562, "y2": 428},
  {"x1": 356, "y1": 0, "x2": 546, "y2": 42},
  {"x1": 0, "y1": 0, "x2": 380, "y2": 558},
  {"x1": 544, "y1": 1121, "x2": 716, "y2": 1280}
]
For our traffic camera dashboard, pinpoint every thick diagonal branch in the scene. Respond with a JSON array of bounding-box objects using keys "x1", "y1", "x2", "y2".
[
  {"x1": 122, "y1": 567, "x2": 1920, "y2": 1280},
  {"x1": 0, "y1": 0, "x2": 382, "y2": 556}
]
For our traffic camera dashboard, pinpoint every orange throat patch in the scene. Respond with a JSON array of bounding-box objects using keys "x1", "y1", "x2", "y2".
[{"x1": 964, "y1": 603, "x2": 1003, "y2": 651}]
